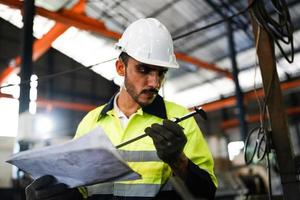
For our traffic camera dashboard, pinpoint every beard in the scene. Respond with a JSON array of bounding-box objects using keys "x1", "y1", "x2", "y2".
[{"x1": 124, "y1": 75, "x2": 159, "y2": 107}]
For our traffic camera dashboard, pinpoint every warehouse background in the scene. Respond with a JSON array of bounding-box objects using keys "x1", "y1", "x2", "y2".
[{"x1": 0, "y1": 0, "x2": 300, "y2": 199}]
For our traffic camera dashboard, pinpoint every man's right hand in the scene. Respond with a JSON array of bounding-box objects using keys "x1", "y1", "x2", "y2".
[{"x1": 25, "y1": 175, "x2": 82, "y2": 200}]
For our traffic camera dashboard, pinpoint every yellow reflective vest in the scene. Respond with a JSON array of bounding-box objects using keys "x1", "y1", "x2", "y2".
[{"x1": 74, "y1": 95, "x2": 217, "y2": 198}]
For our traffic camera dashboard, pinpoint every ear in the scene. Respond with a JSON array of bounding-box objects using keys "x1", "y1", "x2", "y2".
[{"x1": 116, "y1": 60, "x2": 125, "y2": 76}]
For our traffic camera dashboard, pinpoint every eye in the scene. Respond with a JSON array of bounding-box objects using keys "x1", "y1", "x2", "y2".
[
  {"x1": 137, "y1": 65, "x2": 151, "y2": 74},
  {"x1": 136, "y1": 64, "x2": 168, "y2": 77},
  {"x1": 158, "y1": 70, "x2": 168, "y2": 77}
]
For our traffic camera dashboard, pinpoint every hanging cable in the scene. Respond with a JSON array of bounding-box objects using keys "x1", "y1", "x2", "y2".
[
  {"x1": 251, "y1": 0, "x2": 294, "y2": 63},
  {"x1": 173, "y1": 0, "x2": 255, "y2": 41},
  {"x1": 242, "y1": 0, "x2": 294, "y2": 196}
]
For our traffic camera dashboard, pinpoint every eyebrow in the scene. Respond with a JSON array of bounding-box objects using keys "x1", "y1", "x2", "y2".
[{"x1": 136, "y1": 63, "x2": 168, "y2": 72}]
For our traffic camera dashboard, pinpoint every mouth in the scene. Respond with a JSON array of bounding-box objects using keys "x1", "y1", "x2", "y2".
[
  {"x1": 136, "y1": 89, "x2": 158, "y2": 106},
  {"x1": 141, "y1": 89, "x2": 158, "y2": 96}
]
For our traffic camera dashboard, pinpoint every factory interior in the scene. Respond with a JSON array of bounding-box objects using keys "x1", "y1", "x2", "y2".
[{"x1": 0, "y1": 0, "x2": 300, "y2": 199}]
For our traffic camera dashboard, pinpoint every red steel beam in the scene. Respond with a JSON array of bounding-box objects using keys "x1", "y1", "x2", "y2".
[
  {"x1": 0, "y1": 0, "x2": 121, "y2": 40},
  {"x1": 0, "y1": 65, "x2": 20, "y2": 84},
  {"x1": 0, "y1": 56, "x2": 21, "y2": 85},
  {"x1": 201, "y1": 78, "x2": 300, "y2": 112},
  {"x1": 37, "y1": 98, "x2": 96, "y2": 112},
  {"x1": 0, "y1": 0, "x2": 229, "y2": 78},
  {"x1": 1, "y1": 78, "x2": 299, "y2": 112},
  {"x1": 0, "y1": 0, "x2": 84, "y2": 85},
  {"x1": 175, "y1": 53, "x2": 233, "y2": 79},
  {"x1": 32, "y1": 0, "x2": 86, "y2": 60},
  {"x1": 35, "y1": 78, "x2": 300, "y2": 112},
  {"x1": 221, "y1": 106, "x2": 300, "y2": 130},
  {"x1": 0, "y1": 92, "x2": 13, "y2": 98},
  {"x1": 32, "y1": 23, "x2": 69, "y2": 60}
]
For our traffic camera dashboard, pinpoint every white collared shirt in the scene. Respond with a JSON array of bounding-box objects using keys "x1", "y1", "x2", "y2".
[{"x1": 113, "y1": 93, "x2": 130, "y2": 128}]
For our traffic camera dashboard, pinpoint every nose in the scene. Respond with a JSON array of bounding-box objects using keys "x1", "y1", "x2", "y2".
[{"x1": 147, "y1": 71, "x2": 161, "y2": 88}]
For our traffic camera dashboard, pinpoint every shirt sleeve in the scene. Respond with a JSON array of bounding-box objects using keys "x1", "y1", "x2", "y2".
[
  {"x1": 179, "y1": 114, "x2": 218, "y2": 185},
  {"x1": 184, "y1": 159, "x2": 217, "y2": 200},
  {"x1": 175, "y1": 106, "x2": 218, "y2": 199}
]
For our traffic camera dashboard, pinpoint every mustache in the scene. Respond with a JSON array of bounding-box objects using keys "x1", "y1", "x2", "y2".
[{"x1": 141, "y1": 88, "x2": 159, "y2": 94}]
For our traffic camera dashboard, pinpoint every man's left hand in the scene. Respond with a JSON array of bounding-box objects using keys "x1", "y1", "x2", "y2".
[{"x1": 145, "y1": 119, "x2": 187, "y2": 165}]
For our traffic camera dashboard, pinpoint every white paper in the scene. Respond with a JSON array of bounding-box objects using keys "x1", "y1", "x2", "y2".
[{"x1": 6, "y1": 127, "x2": 141, "y2": 188}]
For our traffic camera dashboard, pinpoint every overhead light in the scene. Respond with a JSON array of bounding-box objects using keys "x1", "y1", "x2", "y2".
[
  {"x1": 0, "y1": 98, "x2": 19, "y2": 137},
  {"x1": 0, "y1": 4, "x2": 55, "y2": 39},
  {"x1": 18, "y1": 113, "x2": 56, "y2": 140},
  {"x1": 0, "y1": 4, "x2": 23, "y2": 28},
  {"x1": 35, "y1": 0, "x2": 70, "y2": 12},
  {"x1": 228, "y1": 141, "x2": 244, "y2": 161},
  {"x1": 35, "y1": 115, "x2": 54, "y2": 135}
]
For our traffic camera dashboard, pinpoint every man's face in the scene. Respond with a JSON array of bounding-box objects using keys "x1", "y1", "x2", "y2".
[{"x1": 123, "y1": 57, "x2": 168, "y2": 106}]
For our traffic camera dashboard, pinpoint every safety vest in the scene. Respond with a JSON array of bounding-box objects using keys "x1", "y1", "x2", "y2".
[{"x1": 74, "y1": 95, "x2": 217, "y2": 198}]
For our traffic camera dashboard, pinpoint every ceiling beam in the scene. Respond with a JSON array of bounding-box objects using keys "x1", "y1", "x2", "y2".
[
  {"x1": 37, "y1": 78, "x2": 300, "y2": 111},
  {"x1": 0, "y1": 0, "x2": 121, "y2": 40},
  {"x1": 147, "y1": 0, "x2": 180, "y2": 18},
  {"x1": 1, "y1": 77, "x2": 299, "y2": 112},
  {"x1": 0, "y1": 92, "x2": 13, "y2": 98},
  {"x1": 218, "y1": 0, "x2": 253, "y2": 40},
  {"x1": 175, "y1": 0, "x2": 300, "y2": 64},
  {"x1": 201, "y1": 78, "x2": 300, "y2": 112},
  {"x1": 34, "y1": 78, "x2": 300, "y2": 111},
  {"x1": 0, "y1": 0, "x2": 83, "y2": 85},
  {"x1": 32, "y1": 23, "x2": 69, "y2": 61},
  {"x1": 31, "y1": 0, "x2": 87, "y2": 60},
  {"x1": 0, "y1": 0, "x2": 230, "y2": 78},
  {"x1": 0, "y1": 23, "x2": 69, "y2": 84},
  {"x1": 213, "y1": 1, "x2": 300, "y2": 63},
  {"x1": 86, "y1": 1, "x2": 126, "y2": 30},
  {"x1": 37, "y1": 98, "x2": 96, "y2": 112},
  {"x1": 220, "y1": 106, "x2": 300, "y2": 130},
  {"x1": 0, "y1": 64, "x2": 19, "y2": 83},
  {"x1": 175, "y1": 53, "x2": 232, "y2": 78}
]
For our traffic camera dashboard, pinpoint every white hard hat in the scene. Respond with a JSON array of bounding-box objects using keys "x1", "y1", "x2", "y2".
[{"x1": 115, "y1": 18, "x2": 179, "y2": 69}]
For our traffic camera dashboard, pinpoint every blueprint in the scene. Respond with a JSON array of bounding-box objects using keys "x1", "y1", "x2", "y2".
[{"x1": 7, "y1": 127, "x2": 141, "y2": 188}]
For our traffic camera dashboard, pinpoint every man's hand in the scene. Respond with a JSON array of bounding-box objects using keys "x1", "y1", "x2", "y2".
[
  {"x1": 25, "y1": 175, "x2": 82, "y2": 200},
  {"x1": 145, "y1": 119, "x2": 187, "y2": 165}
]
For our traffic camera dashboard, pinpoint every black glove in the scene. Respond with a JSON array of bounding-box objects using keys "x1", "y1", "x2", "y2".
[
  {"x1": 25, "y1": 175, "x2": 83, "y2": 200},
  {"x1": 145, "y1": 119, "x2": 187, "y2": 165}
]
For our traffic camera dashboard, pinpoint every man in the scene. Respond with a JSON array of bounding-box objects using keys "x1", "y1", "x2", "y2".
[{"x1": 26, "y1": 18, "x2": 217, "y2": 200}]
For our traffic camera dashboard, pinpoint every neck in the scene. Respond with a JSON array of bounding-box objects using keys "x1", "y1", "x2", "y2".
[{"x1": 117, "y1": 87, "x2": 140, "y2": 118}]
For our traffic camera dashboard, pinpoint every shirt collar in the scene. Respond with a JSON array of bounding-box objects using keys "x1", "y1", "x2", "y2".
[
  {"x1": 113, "y1": 93, "x2": 127, "y2": 119},
  {"x1": 98, "y1": 93, "x2": 167, "y2": 121}
]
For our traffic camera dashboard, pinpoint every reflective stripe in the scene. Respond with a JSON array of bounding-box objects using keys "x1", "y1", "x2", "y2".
[
  {"x1": 87, "y1": 183, "x2": 163, "y2": 197},
  {"x1": 88, "y1": 182, "x2": 113, "y2": 195},
  {"x1": 114, "y1": 183, "x2": 161, "y2": 197},
  {"x1": 117, "y1": 150, "x2": 161, "y2": 162}
]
